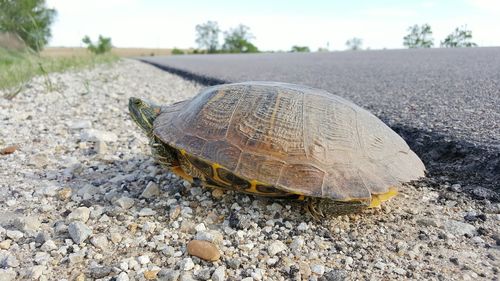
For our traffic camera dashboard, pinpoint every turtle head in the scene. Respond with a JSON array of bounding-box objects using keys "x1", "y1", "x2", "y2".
[{"x1": 129, "y1": 97, "x2": 161, "y2": 135}]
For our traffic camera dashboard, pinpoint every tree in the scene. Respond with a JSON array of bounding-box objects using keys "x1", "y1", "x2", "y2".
[
  {"x1": 403, "y1": 24, "x2": 434, "y2": 48},
  {"x1": 290, "y1": 45, "x2": 310, "y2": 52},
  {"x1": 0, "y1": 0, "x2": 56, "y2": 52},
  {"x1": 441, "y1": 26, "x2": 477, "y2": 48},
  {"x1": 195, "y1": 21, "x2": 220, "y2": 54},
  {"x1": 222, "y1": 24, "x2": 258, "y2": 53},
  {"x1": 345, "y1": 37, "x2": 363, "y2": 50},
  {"x1": 82, "y1": 35, "x2": 112, "y2": 54}
]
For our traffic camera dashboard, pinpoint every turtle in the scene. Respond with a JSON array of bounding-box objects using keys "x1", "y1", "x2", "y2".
[{"x1": 129, "y1": 81, "x2": 425, "y2": 217}]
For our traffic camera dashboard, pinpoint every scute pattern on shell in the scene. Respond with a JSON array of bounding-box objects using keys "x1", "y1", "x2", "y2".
[{"x1": 154, "y1": 82, "x2": 425, "y2": 200}]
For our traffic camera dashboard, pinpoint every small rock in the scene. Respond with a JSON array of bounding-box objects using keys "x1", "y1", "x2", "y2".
[
  {"x1": 374, "y1": 261, "x2": 386, "y2": 270},
  {"x1": 114, "y1": 197, "x2": 135, "y2": 209},
  {"x1": 80, "y1": 129, "x2": 118, "y2": 142},
  {"x1": 320, "y1": 269, "x2": 348, "y2": 281},
  {"x1": 138, "y1": 208, "x2": 157, "y2": 216},
  {"x1": 178, "y1": 258, "x2": 195, "y2": 271},
  {"x1": 194, "y1": 230, "x2": 223, "y2": 245},
  {"x1": 227, "y1": 258, "x2": 241, "y2": 269},
  {"x1": 311, "y1": 263, "x2": 325, "y2": 275},
  {"x1": 35, "y1": 231, "x2": 51, "y2": 244},
  {"x1": 0, "y1": 269, "x2": 17, "y2": 281},
  {"x1": 33, "y1": 252, "x2": 50, "y2": 265},
  {"x1": 5, "y1": 230, "x2": 23, "y2": 240},
  {"x1": 40, "y1": 240, "x2": 57, "y2": 251},
  {"x1": 268, "y1": 241, "x2": 287, "y2": 255},
  {"x1": 393, "y1": 267, "x2": 406, "y2": 275},
  {"x1": 116, "y1": 272, "x2": 130, "y2": 281},
  {"x1": 68, "y1": 252, "x2": 85, "y2": 264},
  {"x1": 57, "y1": 187, "x2": 72, "y2": 200},
  {"x1": 290, "y1": 237, "x2": 305, "y2": 251},
  {"x1": 67, "y1": 207, "x2": 90, "y2": 222},
  {"x1": 141, "y1": 182, "x2": 160, "y2": 198},
  {"x1": 158, "y1": 269, "x2": 180, "y2": 281},
  {"x1": 90, "y1": 235, "x2": 108, "y2": 249},
  {"x1": 89, "y1": 266, "x2": 112, "y2": 278},
  {"x1": 297, "y1": 222, "x2": 308, "y2": 231},
  {"x1": 144, "y1": 270, "x2": 160, "y2": 280},
  {"x1": 443, "y1": 220, "x2": 477, "y2": 237},
  {"x1": 0, "y1": 240, "x2": 11, "y2": 250},
  {"x1": 344, "y1": 257, "x2": 353, "y2": 266},
  {"x1": 13, "y1": 216, "x2": 41, "y2": 233},
  {"x1": 0, "y1": 145, "x2": 17, "y2": 155},
  {"x1": 110, "y1": 232, "x2": 122, "y2": 243},
  {"x1": 187, "y1": 240, "x2": 220, "y2": 261},
  {"x1": 450, "y1": 257, "x2": 459, "y2": 265},
  {"x1": 68, "y1": 120, "x2": 92, "y2": 129},
  {"x1": 211, "y1": 266, "x2": 225, "y2": 281},
  {"x1": 0, "y1": 252, "x2": 19, "y2": 267},
  {"x1": 137, "y1": 255, "x2": 150, "y2": 265},
  {"x1": 211, "y1": 189, "x2": 224, "y2": 198},
  {"x1": 68, "y1": 222, "x2": 92, "y2": 244},
  {"x1": 194, "y1": 223, "x2": 206, "y2": 232},
  {"x1": 30, "y1": 265, "x2": 45, "y2": 279},
  {"x1": 416, "y1": 218, "x2": 439, "y2": 227}
]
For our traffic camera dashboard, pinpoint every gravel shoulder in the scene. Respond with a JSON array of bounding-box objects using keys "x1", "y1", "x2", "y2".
[{"x1": 0, "y1": 60, "x2": 498, "y2": 280}]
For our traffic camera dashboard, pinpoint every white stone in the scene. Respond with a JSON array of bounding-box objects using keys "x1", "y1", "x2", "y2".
[
  {"x1": 67, "y1": 207, "x2": 90, "y2": 222},
  {"x1": 268, "y1": 241, "x2": 287, "y2": 255},
  {"x1": 140, "y1": 182, "x2": 160, "y2": 198},
  {"x1": 137, "y1": 255, "x2": 150, "y2": 265},
  {"x1": 30, "y1": 265, "x2": 45, "y2": 279},
  {"x1": 345, "y1": 256, "x2": 354, "y2": 266},
  {"x1": 90, "y1": 235, "x2": 108, "y2": 249},
  {"x1": 297, "y1": 222, "x2": 308, "y2": 231},
  {"x1": 80, "y1": 129, "x2": 118, "y2": 142},
  {"x1": 40, "y1": 240, "x2": 57, "y2": 251},
  {"x1": 212, "y1": 266, "x2": 226, "y2": 281},
  {"x1": 115, "y1": 272, "x2": 129, "y2": 281},
  {"x1": 311, "y1": 263, "x2": 325, "y2": 275},
  {"x1": 114, "y1": 197, "x2": 135, "y2": 209},
  {"x1": 194, "y1": 223, "x2": 206, "y2": 232},
  {"x1": 68, "y1": 222, "x2": 92, "y2": 244},
  {"x1": 290, "y1": 237, "x2": 305, "y2": 251},
  {"x1": 6, "y1": 230, "x2": 23, "y2": 240},
  {"x1": 178, "y1": 258, "x2": 194, "y2": 271},
  {"x1": 138, "y1": 208, "x2": 156, "y2": 216},
  {"x1": 68, "y1": 120, "x2": 92, "y2": 129}
]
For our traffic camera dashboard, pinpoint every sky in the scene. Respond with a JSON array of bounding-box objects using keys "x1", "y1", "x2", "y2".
[{"x1": 46, "y1": 0, "x2": 500, "y2": 51}]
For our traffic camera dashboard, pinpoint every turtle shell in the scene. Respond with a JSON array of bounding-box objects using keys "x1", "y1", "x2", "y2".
[{"x1": 153, "y1": 82, "x2": 425, "y2": 201}]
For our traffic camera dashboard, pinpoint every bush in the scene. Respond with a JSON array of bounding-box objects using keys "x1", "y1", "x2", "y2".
[
  {"x1": 171, "y1": 48, "x2": 185, "y2": 55},
  {"x1": 82, "y1": 35, "x2": 112, "y2": 55},
  {"x1": 290, "y1": 45, "x2": 310, "y2": 52},
  {"x1": 222, "y1": 25, "x2": 258, "y2": 53}
]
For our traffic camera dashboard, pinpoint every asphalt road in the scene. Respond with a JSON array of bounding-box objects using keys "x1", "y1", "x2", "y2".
[{"x1": 140, "y1": 48, "x2": 500, "y2": 198}]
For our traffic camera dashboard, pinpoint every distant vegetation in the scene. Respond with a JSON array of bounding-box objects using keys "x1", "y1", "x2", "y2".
[
  {"x1": 195, "y1": 21, "x2": 259, "y2": 53},
  {"x1": 441, "y1": 26, "x2": 477, "y2": 47},
  {"x1": 0, "y1": 0, "x2": 56, "y2": 52},
  {"x1": 171, "y1": 48, "x2": 185, "y2": 55},
  {"x1": 345, "y1": 37, "x2": 363, "y2": 50},
  {"x1": 290, "y1": 45, "x2": 310, "y2": 52},
  {"x1": 403, "y1": 24, "x2": 434, "y2": 48},
  {"x1": 82, "y1": 35, "x2": 112, "y2": 54}
]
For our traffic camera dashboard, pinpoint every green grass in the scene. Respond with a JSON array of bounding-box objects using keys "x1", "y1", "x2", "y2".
[{"x1": 0, "y1": 47, "x2": 118, "y2": 97}]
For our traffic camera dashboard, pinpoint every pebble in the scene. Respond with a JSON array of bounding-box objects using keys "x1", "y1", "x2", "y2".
[
  {"x1": 144, "y1": 270, "x2": 160, "y2": 280},
  {"x1": 344, "y1": 256, "x2": 354, "y2": 266},
  {"x1": 211, "y1": 266, "x2": 225, "y2": 281},
  {"x1": 13, "y1": 216, "x2": 41, "y2": 233},
  {"x1": 290, "y1": 237, "x2": 305, "y2": 251},
  {"x1": 80, "y1": 129, "x2": 118, "y2": 142},
  {"x1": 68, "y1": 222, "x2": 92, "y2": 244},
  {"x1": 374, "y1": 261, "x2": 386, "y2": 270},
  {"x1": 68, "y1": 120, "x2": 92, "y2": 129},
  {"x1": 67, "y1": 207, "x2": 90, "y2": 222},
  {"x1": 57, "y1": 187, "x2": 72, "y2": 200},
  {"x1": 5, "y1": 230, "x2": 23, "y2": 240},
  {"x1": 268, "y1": 241, "x2": 287, "y2": 255},
  {"x1": 0, "y1": 240, "x2": 12, "y2": 250},
  {"x1": 90, "y1": 235, "x2": 108, "y2": 249},
  {"x1": 178, "y1": 258, "x2": 195, "y2": 271},
  {"x1": 89, "y1": 266, "x2": 112, "y2": 278},
  {"x1": 40, "y1": 240, "x2": 57, "y2": 251},
  {"x1": 0, "y1": 145, "x2": 17, "y2": 155},
  {"x1": 194, "y1": 230, "x2": 223, "y2": 245},
  {"x1": 138, "y1": 207, "x2": 157, "y2": 216},
  {"x1": 110, "y1": 232, "x2": 123, "y2": 243},
  {"x1": 211, "y1": 189, "x2": 225, "y2": 198},
  {"x1": 30, "y1": 265, "x2": 45, "y2": 279},
  {"x1": 311, "y1": 263, "x2": 325, "y2": 275},
  {"x1": 416, "y1": 218, "x2": 439, "y2": 227},
  {"x1": 187, "y1": 240, "x2": 220, "y2": 261},
  {"x1": 157, "y1": 269, "x2": 180, "y2": 281},
  {"x1": 114, "y1": 197, "x2": 135, "y2": 209},
  {"x1": 443, "y1": 220, "x2": 477, "y2": 237},
  {"x1": 0, "y1": 269, "x2": 17, "y2": 281},
  {"x1": 141, "y1": 181, "x2": 160, "y2": 198},
  {"x1": 137, "y1": 255, "x2": 150, "y2": 265},
  {"x1": 297, "y1": 222, "x2": 308, "y2": 231},
  {"x1": 116, "y1": 272, "x2": 130, "y2": 281}
]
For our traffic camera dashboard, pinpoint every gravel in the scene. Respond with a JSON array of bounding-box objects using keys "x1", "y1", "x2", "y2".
[{"x1": 0, "y1": 59, "x2": 498, "y2": 280}]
